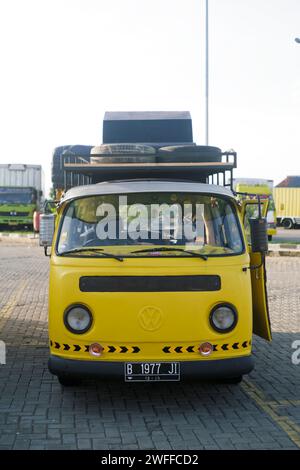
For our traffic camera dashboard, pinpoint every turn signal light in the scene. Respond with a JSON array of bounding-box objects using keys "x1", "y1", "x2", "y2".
[
  {"x1": 89, "y1": 343, "x2": 104, "y2": 357},
  {"x1": 198, "y1": 342, "x2": 213, "y2": 356}
]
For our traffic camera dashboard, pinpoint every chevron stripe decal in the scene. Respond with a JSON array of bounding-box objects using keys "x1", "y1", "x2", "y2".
[
  {"x1": 50, "y1": 340, "x2": 140, "y2": 354},
  {"x1": 50, "y1": 339, "x2": 251, "y2": 355},
  {"x1": 162, "y1": 340, "x2": 252, "y2": 354}
]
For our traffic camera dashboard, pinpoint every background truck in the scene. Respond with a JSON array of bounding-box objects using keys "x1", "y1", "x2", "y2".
[
  {"x1": 233, "y1": 178, "x2": 277, "y2": 240},
  {"x1": 274, "y1": 176, "x2": 300, "y2": 229},
  {"x1": 0, "y1": 164, "x2": 44, "y2": 230}
]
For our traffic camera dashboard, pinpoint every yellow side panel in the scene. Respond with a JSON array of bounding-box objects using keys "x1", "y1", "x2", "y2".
[{"x1": 274, "y1": 188, "x2": 300, "y2": 217}]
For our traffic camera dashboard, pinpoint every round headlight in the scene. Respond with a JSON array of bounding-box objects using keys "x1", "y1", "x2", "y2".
[
  {"x1": 64, "y1": 305, "x2": 92, "y2": 334},
  {"x1": 210, "y1": 304, "x2": 237, "y2": 333}
]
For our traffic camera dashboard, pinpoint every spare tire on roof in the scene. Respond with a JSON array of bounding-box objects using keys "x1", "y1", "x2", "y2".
[
  {"x1": 157, "y1": 145, "x2": 222, "y2": 163},
  {"x1": 91, "y1": 154, "x2": 156, "y2": 164},
  {"x1": 90, "y1": 143, "x2": 156, "y2": 164},
  {"x1": 91, "y1": 144, "x2": 156, "y2": 155}
]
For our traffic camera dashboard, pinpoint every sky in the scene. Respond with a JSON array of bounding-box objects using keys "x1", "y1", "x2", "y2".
[{"x1": 0, "y1": 0, "x2": 299, "y2": 196}]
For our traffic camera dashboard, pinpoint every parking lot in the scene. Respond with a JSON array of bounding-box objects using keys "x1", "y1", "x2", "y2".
[{"x1": 0, "y1": 243, "x2": 299, "y2": 450}]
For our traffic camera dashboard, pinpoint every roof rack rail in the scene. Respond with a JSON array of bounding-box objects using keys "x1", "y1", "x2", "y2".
[{"x1": 53, "y1": 147, "x2": 237, "y2": 192}]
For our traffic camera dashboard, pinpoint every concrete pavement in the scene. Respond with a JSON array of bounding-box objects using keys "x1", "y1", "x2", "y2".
[{"x1": 0, "y1": 245, "x2": 299, "y2": 450}]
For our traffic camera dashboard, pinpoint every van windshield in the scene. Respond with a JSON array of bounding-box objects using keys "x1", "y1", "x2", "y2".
[{"x1": 57, "y1": 192, "x2": 244, "y2": 257}]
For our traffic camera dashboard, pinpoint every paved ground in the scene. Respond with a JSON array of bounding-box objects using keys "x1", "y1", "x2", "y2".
[{"x1": 0, "y1": 244, "x2": 299, "y2": 450}]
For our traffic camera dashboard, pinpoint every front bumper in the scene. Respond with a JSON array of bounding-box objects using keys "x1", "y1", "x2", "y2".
[
  {"x1": 0, "y1": 217, "x2": 32, "y2": 226},
  {"x1": 49, "y1": 354, "x2": 254, "y2": 380}
]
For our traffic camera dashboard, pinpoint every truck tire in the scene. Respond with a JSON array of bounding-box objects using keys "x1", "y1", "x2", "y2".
[
  {"x1": 157, "y1": 145, "x2": 222, "y2": 163},
  {"x1": 90, "y1": 154, "x2": 156, "y2": 164},
  {"x1": 91, "y1": 144, "x2": 156, "y2": 155},
  {"x1": 91, "y1": 144, "x2": 157, "y2": 164},
  {"x1": 283, "y1": 218, "x2": 294, "y2": 229}
]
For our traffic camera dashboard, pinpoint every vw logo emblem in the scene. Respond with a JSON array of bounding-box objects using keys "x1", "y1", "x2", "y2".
[{"x1": 138, "y1": 306, "x2": 163, "y2": 331}]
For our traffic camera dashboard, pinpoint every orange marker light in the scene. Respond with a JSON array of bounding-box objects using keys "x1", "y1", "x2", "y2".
[
  {"x1": 89, "y1": 343, "x2": 104, "y2": 357},
  {"x1": 198, "y1": 342, "x2": 213, "y2": 356}
]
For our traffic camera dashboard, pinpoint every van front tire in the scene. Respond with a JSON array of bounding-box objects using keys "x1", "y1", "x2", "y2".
[
  {"x1": 221, "y1": 375, "x2": 243, "y2": 384},
  {"x1": 58, "y1": 375, "x2": 81, "y2": 387}
]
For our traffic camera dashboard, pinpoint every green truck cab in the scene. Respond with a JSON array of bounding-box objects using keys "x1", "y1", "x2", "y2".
[
  {"x1": 0, "y1": 186, "x2": 38, "y2": 229},
  {"x1": 0, "y1": 164, "x2": 43, "y2": 230}
]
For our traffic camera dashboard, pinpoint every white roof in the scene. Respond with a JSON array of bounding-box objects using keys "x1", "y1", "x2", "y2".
[{"x1": 61, "y1": 180, "x2": 234, "y2": 204}]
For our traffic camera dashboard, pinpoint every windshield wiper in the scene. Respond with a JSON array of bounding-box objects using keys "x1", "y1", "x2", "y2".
[
  {"x1": 59, "y1": 247, "x2": 124, "y2": 262},
  {"x1": 131, "y1": 247, "x2": 208, "y2": 260}
]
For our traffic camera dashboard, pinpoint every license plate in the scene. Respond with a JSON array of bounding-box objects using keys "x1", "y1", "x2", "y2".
[{"x1": 125, "y1": 362, "x2": 180, "y2": 382}]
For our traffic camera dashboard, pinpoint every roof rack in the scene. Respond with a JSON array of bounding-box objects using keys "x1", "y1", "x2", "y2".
[{"x1": 61, "y1": 150, "x2": 237, "y2": 191}]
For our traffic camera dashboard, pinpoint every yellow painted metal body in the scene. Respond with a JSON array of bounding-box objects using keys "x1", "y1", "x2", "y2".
[
  {"x1": 47, "y1": 197, "x2": 267, "y2": 371},
  {"x1": 49, "y1": 253, "x2": 253, "y2": 363},
  {"x1": 274, "y1": 187, "x2": 300, "y2": 218}
]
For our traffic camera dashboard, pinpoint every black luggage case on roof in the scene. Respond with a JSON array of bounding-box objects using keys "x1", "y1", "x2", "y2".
[{"x1": 102, "y1": 111, "x2": 194, "y2": 146}]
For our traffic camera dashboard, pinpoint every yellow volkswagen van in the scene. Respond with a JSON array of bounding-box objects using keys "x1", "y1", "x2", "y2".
[{"x1": 42, "y1": 179, "x2": 272, "y2": 386}]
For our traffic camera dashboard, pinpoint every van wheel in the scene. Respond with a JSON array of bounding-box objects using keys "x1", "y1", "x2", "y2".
[
  {"x1": 221, "y1": 375, "x2": 243, "y2": 384},
  {"x1": 268, "y1": 235, "x2": 272, "y2": 241},
  {"x1": 58, "y1": 375, "x2": 81, "y2": 387},
  {"x1": 283, "y1": 218, "x2": 293, "y2": 229}
]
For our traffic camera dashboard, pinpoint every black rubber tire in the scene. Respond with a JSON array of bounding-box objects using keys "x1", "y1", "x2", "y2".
[
  {"x1": 283, "y1": 218, "x2": 294, "y2": 230},
  {"x1": 268, "y1": 235, "x2": 273, "y2": 241},
  {"x1": 58, "y1": 376, "x2": 81, "y2": 387},
  {"x1": 220, "y1": 375, "x2": 243, "y2": 385},
  {"x1": 91, "y1": 144, "x2": 156, "y2": 155},
  {"x1": 90, "y1": 154, "x2": 156, "y2": 164},
  {"x1": 157, "y1": 145, "x2": 222, "y2": 163}
]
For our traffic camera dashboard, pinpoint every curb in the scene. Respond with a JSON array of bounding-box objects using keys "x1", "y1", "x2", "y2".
[
  {"x1": 0, "y1": 233, "x2": 38, "y2": 244},
  {"x1": 0, "y1": 232, "x2": 37, "y2": 239},
  {"x1": 269, "y1": 243, "x2": 300, "y2": 249},
  {"x1": 268, "y1": 250, "x2": 300, "y2": 257},
  {"x1": 268, "y1": 243, "x2": 300, "y2": 257}
]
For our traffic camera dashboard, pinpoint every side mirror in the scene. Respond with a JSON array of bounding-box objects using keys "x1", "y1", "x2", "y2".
[
  {"x1": 39, "y1": 214, "x2": 55, "y2": 256},
  {"x1": 249, "y1": 218, "x2": 268, "y2": 253},
  {"x1": 43, "y1": 199, "x2": 56, "y2": 214}
]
